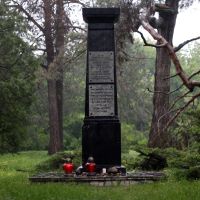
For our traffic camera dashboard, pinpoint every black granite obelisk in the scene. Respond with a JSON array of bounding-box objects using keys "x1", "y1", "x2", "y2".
[{"x1": 82, "y1": 8, "x2": 124, "y2": 173}]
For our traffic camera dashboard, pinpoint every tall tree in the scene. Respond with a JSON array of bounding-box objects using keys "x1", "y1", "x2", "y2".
[
  {"x1": 43, "y1": 0, "x2": 64, "y2": 154},
  {"x1": 139, "y1": 0, "x2": 200, "y2": 147},
  {"x1": 8, "y1": 0, "x2": 87, "y2": 154},
  {"x1": 119, "y1": 0, "x2": 200, "y2": 147},
  {"x1": 148, "y1": 0, "x2": 179, "y2": 148}
]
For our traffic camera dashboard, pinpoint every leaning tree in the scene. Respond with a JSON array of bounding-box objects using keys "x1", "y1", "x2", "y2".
[{"x1": 120, "y1": 0, "x2": 200, "y2": 148}]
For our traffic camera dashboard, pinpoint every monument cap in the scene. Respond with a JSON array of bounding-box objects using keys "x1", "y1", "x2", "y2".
[{"x1": 82, "y1": 8, "x2": 120, "y2": 23}]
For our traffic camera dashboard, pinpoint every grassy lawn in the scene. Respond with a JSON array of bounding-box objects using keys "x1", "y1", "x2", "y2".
[{"x1": 0, "y1": 151, "x2": 199, "y2": 200}]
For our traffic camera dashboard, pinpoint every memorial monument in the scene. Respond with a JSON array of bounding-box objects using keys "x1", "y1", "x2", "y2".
[
  {"x1": 81, "y1": 8, "x2": 125, "y2": 174},
  {"x1": 29, "y1": 8, "x2": 165, "y2": 185}
]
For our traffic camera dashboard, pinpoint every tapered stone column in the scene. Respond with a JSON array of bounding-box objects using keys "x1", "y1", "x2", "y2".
[{"x1": 82, "y1": 8, "x2": 125, "y2": 173}]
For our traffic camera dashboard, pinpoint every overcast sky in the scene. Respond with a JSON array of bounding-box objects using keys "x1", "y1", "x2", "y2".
[
  {"x1": 136, "y1": 1, "x2": 200, "y2": 47},
  {"x1": 174, "y1": 1, "x2": 200, "y2": 46},
  {"x1": 74, "y1": 1, "x2": 200, "y2": 48}
]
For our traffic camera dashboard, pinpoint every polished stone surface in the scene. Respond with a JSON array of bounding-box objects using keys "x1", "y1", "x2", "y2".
[{"x1": 82, "y1": 8, "x2": 121, "y2": 169}]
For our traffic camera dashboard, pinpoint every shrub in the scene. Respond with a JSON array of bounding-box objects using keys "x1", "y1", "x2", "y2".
[
  {"x1": 187, "y1": 166, "x2": 200, "y2": 180},
  {"x1": 35, "y1": 151, "x2": 82, "y2": 172}
]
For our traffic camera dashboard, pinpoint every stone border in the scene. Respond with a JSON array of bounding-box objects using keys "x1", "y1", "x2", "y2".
[{"x1": 29, "y1": 171, "x2": 166, "y2": 186}]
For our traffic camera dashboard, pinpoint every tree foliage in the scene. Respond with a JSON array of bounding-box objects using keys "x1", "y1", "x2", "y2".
[
  {"x1": 0, "y1": 2, "x2": 38, "y2": 153},
  {"x1": 0, "y1": 0, "x2": 200, "y2": 153}
]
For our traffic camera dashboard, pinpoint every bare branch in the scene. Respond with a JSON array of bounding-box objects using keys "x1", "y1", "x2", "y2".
[
  {"x1": 136, "y1": 31, "x2": 167, "y2": 48},
  {"x1": 64, "y1": 0, "x2": 86, "y2": 7},
  {"x1": 157, "y1": 91, "x2": 198, "y2": 134},
  {"x1": 163, "y1": 73, "x2": 180, "y2": 80},
  {"x1": 64, "y1": 48, "x2": 86, "y2": 65},
  {"x1": 164, "y1": 92, "x2": 200, "y2": 130},
  {"x1": 139, "y1": 14, "x2": 200, "y2": 91},
  {"x1": 147, "y1": 87, "x2": 169, "y2": 95},
  {"x1": 9, "y1": 3, "x2": 44, "y2": 33},
  {"x1": 174, "y1": 36, "x2": 200, "y2": 52},
  {"x1": 169, "y1": 90, "x2": 191, "y2": 111},
  {"x1": 189, "y1": 69, "x2": 200, "y2": 80},
  {"x1": 157, "y1": 108, "x2": 179, "y2": 135},
  {"x1": 68, "y1": 26, "x2": 86, "y2": 32},
  {"x1": 32, "y1": 48, "x2": 46, "y2": 52},
  {"x1": 147, "y1": 84, "x2": 184, "y2": 95},
  {"x1": 169, "y1": 84, "x2": 184, "y2": 94}
]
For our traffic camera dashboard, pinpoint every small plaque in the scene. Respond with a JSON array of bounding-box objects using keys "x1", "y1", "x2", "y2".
[
  {"x1": 89, "y1": 84, "x2": 114, "y2": 116},
  {"x1": 89, "y1": 51, "x2": 114, "y2": 83}
]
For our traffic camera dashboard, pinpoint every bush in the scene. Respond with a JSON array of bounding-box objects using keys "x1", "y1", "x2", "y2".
[
  {"x1": 121, "y1": 123, "x2": 147, "y2": 153},
  {"x1": 187, "y1": 166, "x2": 200, "y2": 180},
  {"x1": 154, "y1": 148, "x2": 200, "y2": 180},
  {"x1": 35, "y1": 151, "x2": 81, "y2": 172},
  {"x1": 122, "y1": 150, "x2": 142, "y2": 170},
  {"x1": 63, "y1": 113, "x2": 83, "y2": 151},
  {"x1": 156, "y1": 148, "x2": 200, "y2": 169}
]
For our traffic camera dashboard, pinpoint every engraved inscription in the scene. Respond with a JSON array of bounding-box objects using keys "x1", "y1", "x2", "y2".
[
  {"x1": 89, "y1": 84, "x2": 114, "y2": 116},
  {"x1": 89, "y1": 51, "x2": 114, "y2": 83}
]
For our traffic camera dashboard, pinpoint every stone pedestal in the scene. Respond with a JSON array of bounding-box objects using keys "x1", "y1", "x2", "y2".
[{"x1": 82, "y1": 8, "x2": 124, "y2": 173}]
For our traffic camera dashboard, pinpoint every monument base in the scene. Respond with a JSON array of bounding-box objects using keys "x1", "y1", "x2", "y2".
[
  {"x1": 29, "y1": 171, "x2": 166, "y2": 186},
  {"x1": 82, "y1": 118, "x2": 121, "y2": 170}
]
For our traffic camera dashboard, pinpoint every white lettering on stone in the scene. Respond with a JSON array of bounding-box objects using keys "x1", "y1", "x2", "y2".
[
  {"x1": 89, "y1": 84, "x2": 114, "y2": 116},
  {"x1": 89, "y1": 51, "x2": 114, "y2": 83}
]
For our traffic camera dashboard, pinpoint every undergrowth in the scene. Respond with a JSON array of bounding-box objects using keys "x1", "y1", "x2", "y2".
[{"x1": 0, "y1": 151, "x2": 200, "y2": 200}]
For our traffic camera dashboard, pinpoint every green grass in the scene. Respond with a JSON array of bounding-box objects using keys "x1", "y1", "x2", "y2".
[{"x1": 0, "y1": 151, "x2": 200, "y2": 200}]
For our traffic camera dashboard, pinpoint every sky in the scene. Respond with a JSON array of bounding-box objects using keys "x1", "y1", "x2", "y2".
[
  {"x1": 72, "y1": 1, "x2": 200, "y2": 48},
  {"x1": 136, "y1": 1, "x2": 200, "y2": 48},
  {"x1": 174, "y1": 1, "x2": 200, "y2": 46}
]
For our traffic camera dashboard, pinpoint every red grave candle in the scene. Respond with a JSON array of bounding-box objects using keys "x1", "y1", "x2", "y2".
[
  {"x1": 63, "y1": 161, "x2": 74, "y2": 174},
  {"x1": 86, "y1": 162, "x2": 96, "y2": 173},
  {"x1": 85, "y1": 157, "x2": 96, "y2": 173}
]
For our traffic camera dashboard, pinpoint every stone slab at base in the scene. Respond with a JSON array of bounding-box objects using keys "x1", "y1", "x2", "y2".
[{"x1": 29, "y1": 171, "x2": 166, "y2": 186}]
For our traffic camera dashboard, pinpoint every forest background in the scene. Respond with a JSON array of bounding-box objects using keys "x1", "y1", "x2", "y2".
[{"x1": 0, "y1": 0, "x2": 200, "y2": 161}]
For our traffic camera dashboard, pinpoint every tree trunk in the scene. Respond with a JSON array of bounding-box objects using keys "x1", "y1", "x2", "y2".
[
  {"x1": 55, "y1": 0, "x2": 65, "y2": 151},
  {"x1": 43, "y1": 0, "x2": 62, "y2": 154},
  {"x1": 148, "y1": 0, "x2": 179, "y2": 148},
  {"x1": 47, "y1": 80, "x2": 62, "y2": 154}
]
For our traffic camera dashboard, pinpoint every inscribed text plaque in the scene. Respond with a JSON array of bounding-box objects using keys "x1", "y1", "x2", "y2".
[
  {"x1": 89, "y1": 51, "x2": 114, "y2": 83},
  {"x1": 89, "y1": 84, "x2": 114, "y2": 116}
]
